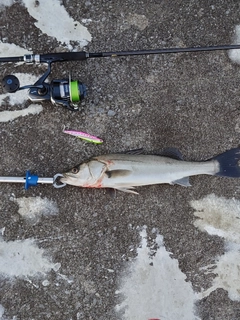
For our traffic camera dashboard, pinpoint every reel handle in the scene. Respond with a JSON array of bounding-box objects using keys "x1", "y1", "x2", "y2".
[{"x1": 1, "y1": 75, "x2": 20, "y2": 93}]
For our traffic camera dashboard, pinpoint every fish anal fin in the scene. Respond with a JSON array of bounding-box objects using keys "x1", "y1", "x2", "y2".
[
  {"x1": 173, "y1": 177, "x2": 191, "y2": 187},
  {"x1": 106, "y1": 188, "x2": 117, "y2": 198},
  {"x1": 105, "y1": 169, "x2": 132, "y2": 178},
  {"x1": 158, "y1": 147, "x2": 184, "y2": 160},
  {"x1": 115, "y1": 187, "x2": 139, "y2": 195}
]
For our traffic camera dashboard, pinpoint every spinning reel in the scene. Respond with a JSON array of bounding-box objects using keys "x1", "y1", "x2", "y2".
[{"x1": 1, "y1": 62, "x2": 86, "y2": 111}]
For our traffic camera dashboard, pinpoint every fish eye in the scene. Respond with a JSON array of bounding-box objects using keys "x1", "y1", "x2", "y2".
[{"x1": 71, "y1": 167, "x2": 79, "y2": 174}]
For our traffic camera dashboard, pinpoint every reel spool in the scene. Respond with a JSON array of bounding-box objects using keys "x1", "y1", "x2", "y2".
[{"x1": 50, "y1": 78, "x2": 87, "y2": 110}]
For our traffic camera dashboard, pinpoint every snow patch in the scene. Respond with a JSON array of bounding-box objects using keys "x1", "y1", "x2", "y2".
[
  {"x1": 82, "y1": 18, "x2": 92, "y2": 25},
  {"x1": 228, "y1": 25, "x2": 240, "y2": 64},
  {"x1": 126, "y1": 14, "x2": 149, "y2": 31},
  {"x1": 191, "y1": 194, "x2": 240, "y2": 243},
  {"x1": 0, "y1": 0, "x2": 14, "y2": 11},
  {"x1": 191, "y1": 194, "x2": 240, "y2": 301},
  {"x1": 0, "y1": 104, "x2": 43, "y2": 122},
  {"x1": 115, "y1": 227, "x2": 199, "y2": 320},
  {"x1": 42, "y1": 279, "x2": 50, "y2": 287},
  {"x1": 0, "y1": 305, "x2": 5, "y2": 318},
  {"x1": 14, "y1": 196, "x2": 59, "y2": 223},
  {"x1": 0, "y1": 237, "x2": 60, "y2": 279},
  {"x1": 198, "y1": 245, "x2": 240, "y2": 301},
  {"x1": 0, "y1": 41, "x2": 31, "y2": 57},
  {"x1": 21, "y1": 0, "x2": 92, "y2": 48}
]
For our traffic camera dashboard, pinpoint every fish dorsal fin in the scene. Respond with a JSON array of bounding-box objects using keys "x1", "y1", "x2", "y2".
[
  {"x1": 123, "y1": 148, "x2": 144, "y2": 155},
  {"x1": 173, "y1": 177, "x2": 191, "y2": 187},
  {"x1": 105, "y1": 169, "x2": 132, "y2": 178},
  {"x1": 158, "y1": 147, "x2": 184, "y2": 160}
]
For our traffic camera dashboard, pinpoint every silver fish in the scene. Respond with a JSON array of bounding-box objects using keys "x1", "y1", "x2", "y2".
[{"x1": 60, "y1": 148, "x2": 240, "y2": 194}]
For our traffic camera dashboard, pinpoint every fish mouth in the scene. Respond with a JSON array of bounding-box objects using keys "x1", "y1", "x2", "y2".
[
  {"x1": 59, "y1": 173, "x2": 79, "y2": 184},
  {"x1": 59, "y1": 174, "x2": 68, "y2": 183},
  {"x1": 60, "y1": 177, "x2": 66, "y2": 183}
]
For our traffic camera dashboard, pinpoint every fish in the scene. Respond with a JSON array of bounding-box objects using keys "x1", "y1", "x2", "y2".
[
  {"x1": 63, "y1": 129, "x2": 103, "y2": 144},
  {"x1": 60, "y1": 147, "x2": 240, "y2": 194}
]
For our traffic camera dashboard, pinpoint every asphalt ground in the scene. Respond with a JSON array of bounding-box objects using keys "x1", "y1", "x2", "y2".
[{"x1": 1, "y1": 1, "x2": 240, "y2": 319}]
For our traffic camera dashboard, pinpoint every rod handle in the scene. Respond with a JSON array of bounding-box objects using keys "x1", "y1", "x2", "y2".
[{"x1": 40, "y1": 51, "x2": 88, "y2": 63}]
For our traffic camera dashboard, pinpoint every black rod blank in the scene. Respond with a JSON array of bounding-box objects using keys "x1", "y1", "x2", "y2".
[
  {"x1": 0, "y1": 56, "x2": 24, "y2": 63},
  {"x1": 98, "y1": 44, "x2": 240, "y2": 58},
  {"x1": 1, "y1": 44, "x2": 240, "y2": 63}
]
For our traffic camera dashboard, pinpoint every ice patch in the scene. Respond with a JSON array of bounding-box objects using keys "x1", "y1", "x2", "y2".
[
  {"x1": 21, "y1": 0, "x2": 92, "y2": 48},
  {"x1": 0, "y1": 104, "x2": 43, "y2": 122},
  {"x1": 191, "y1": 194, "x2": 240, "y2": 301},
  {"x1": 0, "y1": 237, "x2": 61, "y2": 279},
  {"x1": 14, "y1": 196, "x2": 59, "y2": 223},
  {"x1": 115, "y1": 227, "x2": 199, "y2": 320}
]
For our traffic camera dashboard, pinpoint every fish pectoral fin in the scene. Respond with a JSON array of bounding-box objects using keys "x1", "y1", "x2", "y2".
[
  {"x1": 105, "y1": 169, "x2": 132, "y2": 178},
  {"x1": 172, "y1": 177, "x2": 191, "y2": 187},
  {"x1": 114, "y1": 187, "x2": 139, "y2": 195}
]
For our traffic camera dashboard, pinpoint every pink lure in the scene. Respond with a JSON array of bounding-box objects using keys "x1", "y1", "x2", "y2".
[{"x1": 64, "y1": 130, "x2": 103, "y2": 144}]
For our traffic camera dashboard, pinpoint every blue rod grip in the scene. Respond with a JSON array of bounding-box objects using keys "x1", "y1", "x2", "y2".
[{"x1": 25, "y1": 171, "x2": 39, "y2": 190}]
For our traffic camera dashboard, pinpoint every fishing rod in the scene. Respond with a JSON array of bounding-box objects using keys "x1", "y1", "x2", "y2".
[{"x1": 1, "y1": 44, "x2": 240, "y2": 111}]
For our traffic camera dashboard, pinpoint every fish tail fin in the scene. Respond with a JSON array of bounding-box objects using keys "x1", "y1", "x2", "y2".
[{"x1": 212, "y1": 148, "x2": 240, "y2": 177}]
